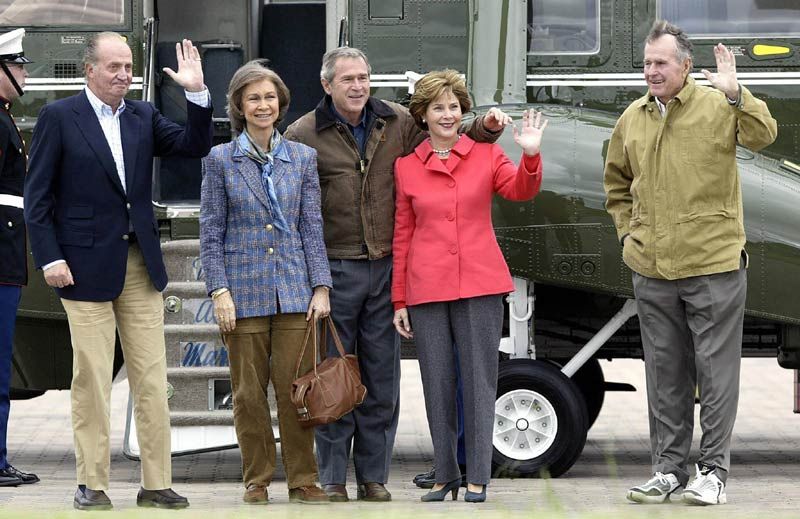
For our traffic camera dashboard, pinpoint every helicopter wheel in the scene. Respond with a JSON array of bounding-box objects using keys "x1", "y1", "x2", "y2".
[{"x1": 491, "y1": 359, "x2": 588, "y2": 478}]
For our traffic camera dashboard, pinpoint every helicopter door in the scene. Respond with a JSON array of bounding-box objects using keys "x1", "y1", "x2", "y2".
[
  {"x1": 150, "y1": 0, "x2": 252, "y2": 204},
  {"x1": 261, "y1": 1, "x2": 326, "y2": 129}
]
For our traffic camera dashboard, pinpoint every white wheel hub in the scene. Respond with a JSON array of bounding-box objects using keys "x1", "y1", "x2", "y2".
[{"x1": 493, "y1": 389, "x2": 557, "y2": 460}]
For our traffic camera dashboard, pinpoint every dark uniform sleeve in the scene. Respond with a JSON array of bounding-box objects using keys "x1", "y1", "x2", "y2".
[{"x1": 0, "y1": 109, "x2": 28, "y2": 285}]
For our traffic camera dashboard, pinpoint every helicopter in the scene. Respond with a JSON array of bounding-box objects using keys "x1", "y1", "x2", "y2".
[{"x1": 5, "y1": 0, "x2": 800, "y2": 478}]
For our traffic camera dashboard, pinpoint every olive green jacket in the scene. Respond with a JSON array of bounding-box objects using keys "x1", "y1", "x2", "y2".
[{"x1": 604, "y1": 77, "x2": 777, "y2": 280}]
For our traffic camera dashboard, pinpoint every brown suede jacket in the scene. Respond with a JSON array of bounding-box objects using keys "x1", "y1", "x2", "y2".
[{"x1": 285, "y1": 95, "x2": 498, "y2": 260}]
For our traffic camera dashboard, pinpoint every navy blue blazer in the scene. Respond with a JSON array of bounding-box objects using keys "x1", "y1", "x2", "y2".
[{"x1": 24, "y1": 90, "x2": 213, "y2": 301}]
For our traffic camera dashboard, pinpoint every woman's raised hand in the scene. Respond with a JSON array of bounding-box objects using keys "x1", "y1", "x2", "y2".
[{"x1": 513, "y1": 109, "x2": 548, "y2": 157}]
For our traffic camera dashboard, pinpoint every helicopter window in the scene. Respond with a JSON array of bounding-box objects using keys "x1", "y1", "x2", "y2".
[
  {"x1": 659, "y1": 0, "x2": 800, "y2": 38},
  {"x1": 0, "y1": 0, "x2": 125, "y2": 28},
  {"x1": 527, "y1": 0, "x2": 600, "y2": 55}
]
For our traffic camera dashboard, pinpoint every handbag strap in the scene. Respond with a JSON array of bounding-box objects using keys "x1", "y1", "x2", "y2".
[
  {"x1": 294, "y1": 318, "x2": 319, "y2": 379},
  {"x1": 293, "y1": 316, "x2": 349, "y2": 380},
  {"x1": 320, "y1": 315, "x2": 348, "y2": 358}
]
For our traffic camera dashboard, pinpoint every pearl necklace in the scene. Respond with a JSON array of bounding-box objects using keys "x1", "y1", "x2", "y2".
[{"x1": 430, "y1": 136, "x2": 459, "y2": 157}]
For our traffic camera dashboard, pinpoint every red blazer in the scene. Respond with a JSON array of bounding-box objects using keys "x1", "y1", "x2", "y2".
[{"x1": 392, "y1": 135, "x2": 542, "y2": 309}]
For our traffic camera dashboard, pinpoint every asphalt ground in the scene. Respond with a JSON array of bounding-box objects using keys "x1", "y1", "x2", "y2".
[{"x1": 1, "y1": 358, "x2": 800, "y2": 518}]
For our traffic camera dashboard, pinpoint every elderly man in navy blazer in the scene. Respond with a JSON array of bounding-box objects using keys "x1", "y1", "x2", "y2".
[{"x1": 24, "y1": 32, "x2": 212, "y2": 510}]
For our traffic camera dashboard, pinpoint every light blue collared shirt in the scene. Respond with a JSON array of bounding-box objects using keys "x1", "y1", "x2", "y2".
[{"x1": 84, "y1": 86, "x2": 210, "y2": 193}]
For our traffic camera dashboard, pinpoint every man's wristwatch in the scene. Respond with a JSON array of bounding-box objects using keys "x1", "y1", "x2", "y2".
[{"x1": 726, "y1": 83, "x2": 743, "y2": 108}]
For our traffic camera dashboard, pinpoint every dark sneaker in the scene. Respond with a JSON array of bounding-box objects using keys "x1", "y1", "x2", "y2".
[
  {"x1": 243, "y1": 484, "x2": 268, "y2": 504},
  {"x1": 683, "y1": 464, "x2": 727, "y2": 506},
  {"x1": 136, "y1": 487, "x2": 190, "y2": 509},
  {"x1": 74, "y1": 486, "x2": 113, "y2": 511},
  {"x1": 323, "y1": 484, "x2": 349, "y2": 502},
  {"x1": 357, "y1": 482, "x2": 391, "y2": 502},
  {"x1": 0, "y1": 465, "x2": 39, "y2": 485},
  {"x1": 288, "y1": 485, "x2": 330, "y2": 504},
  {"x1": 626, "y1": 472, "x2": 683, "y2": 504}
]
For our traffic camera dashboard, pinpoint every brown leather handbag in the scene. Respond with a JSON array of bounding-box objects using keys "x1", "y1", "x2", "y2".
[{"x1": 291, "y1": 316, "x2": 367, "y2": 427}]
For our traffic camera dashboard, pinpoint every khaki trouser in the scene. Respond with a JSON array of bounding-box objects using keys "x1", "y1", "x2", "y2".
[
  {"x1": 224, "y1": 314, "x2": 318, "y2": 488},
  {"x1": 61, "y1": 245, "x2": 171, "y2": 491}
]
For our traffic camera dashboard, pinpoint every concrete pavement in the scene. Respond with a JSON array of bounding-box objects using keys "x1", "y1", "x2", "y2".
[{"x1": 1, "y1": 358, "x2": 799, "y2": 518}]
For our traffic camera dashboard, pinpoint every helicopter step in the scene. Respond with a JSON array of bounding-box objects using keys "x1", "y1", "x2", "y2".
[{"x1": 123, "y1": 238, "x2": 280, "y2": 459}]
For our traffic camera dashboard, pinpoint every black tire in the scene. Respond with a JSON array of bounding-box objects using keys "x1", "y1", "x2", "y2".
[
  {"x1": 549, "y1": 358, "x2": 605, "y2": 429},
  {"x1": 492, "y1": 359, "x2": 588, "y2": 478}
]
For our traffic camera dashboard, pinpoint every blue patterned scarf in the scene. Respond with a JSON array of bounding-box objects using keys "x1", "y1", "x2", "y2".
[{"x1": 237, "y1": 129, "x2": 289, "y2": 232}]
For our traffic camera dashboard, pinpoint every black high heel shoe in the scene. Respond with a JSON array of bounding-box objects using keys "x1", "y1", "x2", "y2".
[
  {"x1": 464, "y1": 484, "x2": 486, "y2": 503},
  {"x1": 420, "y1": 478, "x2": 462, "y2": 502}
]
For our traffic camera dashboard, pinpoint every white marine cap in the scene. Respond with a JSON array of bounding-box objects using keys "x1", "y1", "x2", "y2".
[{"x1": 0, "y1": 28, "x2": 32, "y2": 64}]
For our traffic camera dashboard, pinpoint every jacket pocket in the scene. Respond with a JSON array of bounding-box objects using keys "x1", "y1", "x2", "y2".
[
  {"x1": 675, "y1": 211, "x2": 740, "y2": 267},
  {"x1": 56, "y1": 228, "x2": 94, "y2": 247},
  {"x1": 680, "y1": 127, "x2": 719, "y2": 167},
  {"x1": 322, "y1": 174, "x2": 361, "y2": 250},
  {"x1": 622, "y1": 216, "x2": 651, "y2": 269},
  {"x1": 67, "y1": 205, "x2": 93, "y2": 219}
]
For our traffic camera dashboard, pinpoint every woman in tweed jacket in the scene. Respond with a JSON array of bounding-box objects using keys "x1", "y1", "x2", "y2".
[{"x1": 200, "y1": 62, "x2": 332, "y2": 505}]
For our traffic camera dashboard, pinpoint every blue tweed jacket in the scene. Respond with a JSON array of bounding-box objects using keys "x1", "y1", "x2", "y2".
[{"x1": 200, "y1": 137, "x2": 332, "y2": 319}]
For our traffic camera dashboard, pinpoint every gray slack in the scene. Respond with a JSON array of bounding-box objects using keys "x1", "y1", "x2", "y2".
[
  {"x1": 315, "y1": 256, "x2": 401, "y2": 485},
  {"x1": 408, "y1": 294, "x2": 503, "y2": 486},
  {"x1": 632, "y1": 260, "x2": 746, "y2": 485}
]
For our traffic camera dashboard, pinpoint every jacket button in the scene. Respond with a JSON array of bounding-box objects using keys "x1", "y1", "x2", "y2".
[
  {"x1": 122, "y1": 234, "x2": 129, "y2": 241},
  {"x1": 449, "y1": 245, "x2": 457, "y2": 254},
  {"x1": 126, "y1": 202, "x2": 131, "y2": 210},
  {"x1": 446, "y1": 213, "x2": 455, "y2": 221},
  {"x1": 448, "y1": 181, "x2": 455, "y2": 188},
  {"x1": 268, "y1": 247, "x2": 274, "y2": 254},
  {"x1": 7, "y1": 221, "x2": 11, "y2": 228},
  {"x1": 266, "y1": 224, "x2": 273, "y2": 231}
]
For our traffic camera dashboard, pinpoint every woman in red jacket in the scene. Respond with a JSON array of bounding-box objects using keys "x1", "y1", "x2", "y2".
[{"x1": 392, "y1": 70, "x2": 546, "y2": 503}]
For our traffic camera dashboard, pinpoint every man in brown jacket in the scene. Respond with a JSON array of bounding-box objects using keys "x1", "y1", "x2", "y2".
[
  {"x1": 285, "y1": 47, "x2": 507, "y2": 501},
  {"x1": 604, "y1": 21, "x2": 776, "y2": 506}
]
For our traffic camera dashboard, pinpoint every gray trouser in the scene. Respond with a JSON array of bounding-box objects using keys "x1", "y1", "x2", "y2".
[
  {"x1": 408, "y1": 294, "x2": 503, "y2": 486},
  {"x1": 315, "y1": 256, "x2": 401, "y2": 485},
  {"x1": 632, "y1": 260, "x2": 746, "y2": 485}
]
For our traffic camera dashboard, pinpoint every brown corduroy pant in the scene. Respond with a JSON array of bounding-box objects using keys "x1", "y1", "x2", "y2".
[{"x1": 224, "y1": 313, "x2": 318, "y2": 489}]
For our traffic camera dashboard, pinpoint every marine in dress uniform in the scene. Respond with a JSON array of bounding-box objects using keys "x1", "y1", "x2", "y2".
[{"x1": 0, "y1": 27, "x2": 39, "y2": 487}]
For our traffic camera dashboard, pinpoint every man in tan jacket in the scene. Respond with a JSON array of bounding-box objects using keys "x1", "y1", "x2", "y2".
[{"x1": 604, "y1": 20, "x2": 776, "y2": 506}]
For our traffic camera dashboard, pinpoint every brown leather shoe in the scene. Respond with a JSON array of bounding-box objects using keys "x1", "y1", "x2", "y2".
[
  {"x1": 323, "y1": 484, "x2": 349, "y2": 502},
  {"x1": 243, "y1": 484, "x2": 268, "y2": 504},
  {"x1": 288, "y1": 485, "x2": 330, "y2": 504},
  {"x1": 357, "y1": 482, "x2": 392, "y2": 502}
]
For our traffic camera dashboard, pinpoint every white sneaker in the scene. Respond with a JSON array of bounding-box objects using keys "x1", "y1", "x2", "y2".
[
  {"x1": 683, "y1": 464, "x2": 727, "y2": 505},
  {"x1": 626, "y1": 472, "x2": 683, "y2": 504}
]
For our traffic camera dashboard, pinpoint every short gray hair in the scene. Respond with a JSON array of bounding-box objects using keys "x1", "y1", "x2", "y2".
[
  {"x1": 226, "y1": 61, "x2": 291, "y2": 133},
  {"x1": 646, "y1": 20, "x2": 693, "y2": 63},
  {"x1": 83, "y1": 31, "x2": 127, "y2": 73},
  {"x1": 320, "y1": 46, "x2": 371, "y2": 83}
]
